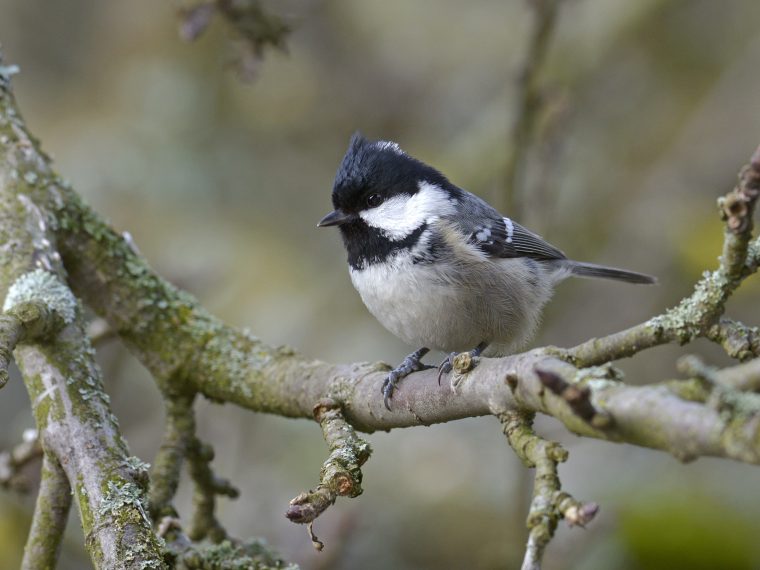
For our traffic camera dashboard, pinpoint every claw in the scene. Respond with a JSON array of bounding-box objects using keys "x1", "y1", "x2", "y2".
[
  {"x1": 383, "y1": 389, "x2": 393, "y2": 411},
  {"x1": 437, "y1": 353, "x2": 455, "y2": 385}
]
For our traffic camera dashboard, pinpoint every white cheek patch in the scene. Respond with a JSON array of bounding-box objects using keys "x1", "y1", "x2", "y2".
[{"x1": 359, "y1": 181, "x2": 456, "y2": 240}]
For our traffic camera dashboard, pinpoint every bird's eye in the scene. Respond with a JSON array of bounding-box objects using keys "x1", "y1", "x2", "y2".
[{"x1": 366, "y1": 193, "x2": 383, "y2": 208}]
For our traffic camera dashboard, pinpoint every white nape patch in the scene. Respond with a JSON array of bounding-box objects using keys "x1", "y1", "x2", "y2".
[
  {"x1": 504, "y1": 217, "x2": 514, "y2": 243},
  {"x1": 359, "y1": 181, "x2": 455, "y2": 240},
  {"x1": 475, "y1": 227, "x2": 491, "y2": 243},
  {"x1": 374, "y1": 140, "x2": 404, "y2": 154}
]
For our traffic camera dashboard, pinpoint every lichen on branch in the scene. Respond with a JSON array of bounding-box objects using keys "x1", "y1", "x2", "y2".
[
  {"x1": 286, "y1": 399, "x2": 371, "y2": 550},
  {"x1": 500, "y1": 409, "x2": 598, "y2": 570}
]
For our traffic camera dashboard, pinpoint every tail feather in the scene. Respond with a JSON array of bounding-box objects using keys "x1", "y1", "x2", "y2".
[{"x1": 568, "y1": 261, "x2": 656, "y2": 285}]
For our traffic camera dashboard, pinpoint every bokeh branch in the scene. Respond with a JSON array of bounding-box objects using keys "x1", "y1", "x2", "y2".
[
  {"x1": 186, "y1": 434, "x2": 240, "y2": 542},
  {"x1": 149, "y1": 392, "x2": 238, "y2": 544},
  {"x1": 177, "y1": 0, "x2": 290, "y2": 80},
  {"x1": 0, "y1": 430, "x2": 41, "y2": 492},
  {"x1": 502, "y1": 0, "x2": 562, "y2": 215}
]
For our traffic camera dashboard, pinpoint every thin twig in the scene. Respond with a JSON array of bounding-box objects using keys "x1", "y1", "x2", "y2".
[
  {"x1": 564, "y1": 144, "x2": 760, "y2": 367},
  {"x1": 499, "y1": 410, "x2": 597, "y2": 570},
  {"x1": 148, "y1": 392, "x2": 238, "y2": 541},
  {"x1": 286, "y1": 399, "x2": 371, "y2": 549},
  {"x1": 149, "y1": 394, "x2": 195, "y2": 519},
  {"x1": 186, "y1": 437, "x2": 239, "y2": 542}
]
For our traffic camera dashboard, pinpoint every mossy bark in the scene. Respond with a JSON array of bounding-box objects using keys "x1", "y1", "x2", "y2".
[
  {"x1": 1, "y1": 78, "x2": 164, "y2": 569},
  {"x1": 21, "y1": 454, "x2": 71, "y2": 570}
]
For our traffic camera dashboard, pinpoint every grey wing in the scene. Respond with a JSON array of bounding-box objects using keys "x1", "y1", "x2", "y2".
[{"x1": 451, "y1": 190, "x2": 566, "y2": 261}]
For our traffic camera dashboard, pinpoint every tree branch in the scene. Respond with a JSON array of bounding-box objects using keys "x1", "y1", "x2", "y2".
[
  {"x1": 706, "y1": 318, "x2": 760, "y2": 361},
  {"x1": 186, "y1": 434, "x2": 239, "y2": 542},
  {"x1": 21, "y1": 453, "x2": 72, "y2": 570},
  {"x1": 563, "y1": 146, "x2": 760, "y2": 367},
  {"x1": 500, "y1": 409, "x2": 597, "y2": 570},
  {"x1": 149, "y1": 394, "x2": 194, "y2": 520},
  {"x1": 0, "y1": 71, "x2": 164, "y2": 569},
  {"x1": 716, "y1": 357, "x2": 760, "y2": 393},
  {"x1": 50, "y1": 173, "x2": 760, "y2": 461},
  {"x1": 286, "y1": 399, "x2": 371, "y2": 550}
]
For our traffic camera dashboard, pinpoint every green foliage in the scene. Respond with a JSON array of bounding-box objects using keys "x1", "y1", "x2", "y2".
[{"x1": 619, "y1": 490, "x2": 760, "y2": 570}]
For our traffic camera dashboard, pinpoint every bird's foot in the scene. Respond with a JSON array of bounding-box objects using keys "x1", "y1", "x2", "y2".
[
  {"x1": 382, "y1": 347, "x2": 431, "y2": 410},
  {"x1": 437, "y1": 342, "x2": 489, "y2": 388}
]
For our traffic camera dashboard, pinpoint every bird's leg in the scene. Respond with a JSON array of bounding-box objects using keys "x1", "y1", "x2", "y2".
[
  {"x1": 437, "y1": 341, "x2": 489, "y2": 385},
  {"x1": 382, "y1": 347, "x2": 432, "y2": 410}
]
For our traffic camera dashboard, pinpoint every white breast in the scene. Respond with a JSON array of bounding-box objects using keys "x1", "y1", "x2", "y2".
[
  {"x1": 349, "y1": 241, "x2": 556, "y2": 354},
  {"x1": 350, "y1": 253, "x2": 468, "y2": 351}
]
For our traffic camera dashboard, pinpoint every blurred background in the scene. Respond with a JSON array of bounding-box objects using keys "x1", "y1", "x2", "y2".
[{"x1": 2, "y1": 0, "x2": 760, "y2": 568}]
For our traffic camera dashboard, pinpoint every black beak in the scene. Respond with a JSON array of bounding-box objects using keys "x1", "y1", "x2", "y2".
[{"x1": 317, "y1": 209, "x2": 355, "y2": 227}]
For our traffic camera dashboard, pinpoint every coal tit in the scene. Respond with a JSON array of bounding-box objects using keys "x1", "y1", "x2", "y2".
[{"x1": 319, "y1": 134, "x2": 655, "y2": 410}]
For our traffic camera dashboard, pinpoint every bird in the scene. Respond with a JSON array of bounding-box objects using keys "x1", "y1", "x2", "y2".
[{"x1": 318, "y1": 133, "x2": 655, "y2": 410}]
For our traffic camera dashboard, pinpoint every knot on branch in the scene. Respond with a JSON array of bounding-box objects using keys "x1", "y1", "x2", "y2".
[
  {"x1": 0, "y1": 271, "x2": 75, "y2": 390},
  {"x1": 535, "y1": 368, "x2": 612, "y2": 429},
  {"x1": 557, "y1": 496, "x2": 599, "y2": 528},
  {"x1": 722, "y1": 146, "x2": 760, "y2": 233},
  {"x1": 707, "y1": 319, "x2": 760, "y2": 361},
  {"x1": 286, "y1": 399, "x2": 372, "y2": 549},
  {"x1": 4, "y1": 269, "x2": 77, "y2": 327}
]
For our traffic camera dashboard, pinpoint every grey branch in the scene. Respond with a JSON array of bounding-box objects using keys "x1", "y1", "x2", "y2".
[
  {"x1": 500, "y1": 410, "x2": 597, "y2": 570},
  {"x1": 286, "y1": 399, "x2": 371, "y2": 550}
]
